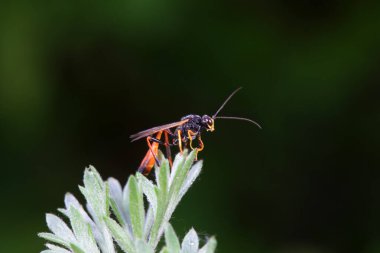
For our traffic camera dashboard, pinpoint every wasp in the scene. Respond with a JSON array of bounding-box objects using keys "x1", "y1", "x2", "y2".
[{"x1": 130, "y1": 87, "x2": 261, "y2": 175}]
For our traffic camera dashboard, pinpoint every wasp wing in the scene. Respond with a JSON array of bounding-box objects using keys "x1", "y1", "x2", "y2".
[{"x1": 130, "y1": 119, "x2": 189, "y2": 142}]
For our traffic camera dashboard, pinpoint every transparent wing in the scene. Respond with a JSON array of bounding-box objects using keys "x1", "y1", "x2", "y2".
[{"x1": 130, "y1": 119, "x2": 189, "y2": 142}]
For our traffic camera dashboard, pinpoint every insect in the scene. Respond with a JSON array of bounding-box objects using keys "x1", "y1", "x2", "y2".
[{"x1": 130, "y1": 87, "x2": 261, "y2": 175}]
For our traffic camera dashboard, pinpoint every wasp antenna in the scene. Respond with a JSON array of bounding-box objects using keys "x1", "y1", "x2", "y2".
[
  {"x1": 212, "y1": 87, "x2": 242, "y2": 118},
  {"x1": 215, "y1": 116, "x2": 262, "y2": 129}
]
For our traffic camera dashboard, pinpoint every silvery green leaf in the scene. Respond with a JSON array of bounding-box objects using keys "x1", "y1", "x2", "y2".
[
  {"x1": 181, "y1": 228, "x2": 199, "y2": 253},
  {"x1": 46, "y1": 214, "x2": 76, "y2": 243},
  {"x1": 105, "y1": 182, "x2": 111, "y2": 216},
  {"x1": 156, "y1": 159, "x2": 170, "y2": 196},
  {"x1": 128, "y1": 175, "x2": 145, "y2": 239},
  {"x1": 167, "y1": 150, "x2": 197, "y2": 218},
  {"x1": 150, "y1": 150, "x2": 198, "y2": 248},
  {"x1": 122, "y1": 177, "x2": 132, "y2": 227},
  {"x1": 159, "y1": 247, "x2": 169, "y2": 253},
  {"x1": 178, "y1": 161, "x2": 202, "y2": 202},
  {"x1": 143, "y1": 206, "x2": 154, "y2": 240},
  {"x1": 169, "y1": 152, "x2": 186, "y2": 186},
  {"x1": 64, "y1": 193, "x2": 94, "y2": 226},
  {"x1": 155, "y1": 150, "x2": 165, "y2": 172},
  {"x1": 148, "y1": 189, "x2": 166, "y2": 247},
  {"x1": 108, "y1": 178, "x2": 123, "y2": 202},
  {"x1": 41, "y1": 251, "x2": 66, "y2": 253},
  {"x1": 68, "y1": 206, "x2": 100, "y2": 253},
  {"x1": 40, "y1": 153, "x2": 215, "y2": 253},
  {"x1": 84, "y1": 202, "x2": 96, "y2": 223},
  {"x1": 58, "y1": 208, "x2": 68, "y2": 217},
  {"x1": 79, "y1": 166, "x2": 108, "y2": 222},
  {"x1": 109, "y1": 198, "x2": 126, "y2": 227},
  {"x1": 164, "y1": 224, "x2": 180, "y2": 253},
  {"x1": 46, "y1": 244, "x2": 71, "y2": 253},
  {"x1": 38, "y1": 233, "x2": 70, "y2": 248},
  {"x1": 80, "y1": 202, "x2": 106, "y2": 247},
  {"x1": 64, "y1": 193, "x2": 81, "y2": 210},
  {"x1": 169, "y1": 150, "x2": 196, "y2": 202},
  {"x1": 80, "y1": 168, "x2": 116, "y2": 253},
  {"x1": 136, "y1": 240, "x2": 154, "y2": 253},
  {"x1": 42, "y1": 250, "x2": 71, "y2": 253},
  {"x1": 108, "y1": 178, "x2": 128, "y2": 226},
  {"x1": 104, "y1": 216, "x2": 135, "y2": 253},
  {"x1": 198, "y1": 237, "x2": 217, "y2": 253},
  {"x1": 96, "y1": 225, "x2": 115, "y2": 253},
  {"x1": 69, "y1": 243, "x2": 85, "y2": 253},
  {"x1": 82, "y1": 166, "x2": 107, "y2": 218},
  {"x1": 156, "y1": 159, "x2": 170, "y2": 221},
  {"x1": 137, "y1": 173, "x2": 157, "y2": 216}
]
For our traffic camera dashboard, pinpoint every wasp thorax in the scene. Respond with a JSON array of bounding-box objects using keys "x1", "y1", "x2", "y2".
[{"x1": 202, "y1": 115, "x2": 215, "y2": 132}]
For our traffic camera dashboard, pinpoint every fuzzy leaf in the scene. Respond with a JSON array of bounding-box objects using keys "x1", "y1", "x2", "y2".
[
  {"x1": 178, "y1": 161, "x2": 202, "y2": 201},
  {"x1": 198, "y1": 237, "x2": 217, "y2": 253},
  {"x1": 149, "y1": 150, "x2": 198, "y2": 248},
  {"x1": 159, "y1": 247, "x2": 170, "y2": 253},
  {"x1": 108, "y1": 178, "x2": 123, "y2": 203},
  {"x1": 79, "y1": 168, "x2": 115, "y2": 253},
  {"x1": 64, "y1": 193, "x2": 81, "y2": 210},
  {"x1": 41, "y1": 251, "x2": 66, "y2": 253},
  {"x1": 46, "y1": 214, "x2": 76, "y2": 243},
  {"x1": 108, "y1": 178, "x2": 128, "y2": 226},
  {"x1": 148, "y1": 190, "x2": 166, "y2": 247},
  {"x1": 39, "y1": 154, "x2": 214, "y2": 253},
  {"x1": 137, "y1": 173, "x2": 158, "y2": 216},
  {"x1": 68, "y1": 206, "x2": 100, "y2": 253},
  {"x1": 168, "y1": 150, "x2": 196, "y2": 204},
  {"x1": 82, "y1": 166, "x2": 107, "y2": 219},
  {"x1": 38, "y1": 233, "x2": 70, "y2": 248},
  {"x1": 110, "y1": 198, "x2": 126, "y2": 227},
  {"x1": 169, "y1": 152, "x2": 187, "y2": 185},
  {"x1": 167, "y1": 150, "x2": 197, "y2": 218},
  {"x1": 70, "y1": 243, "x2": 85, "y2": 253},
  {"x1": 156, "y1": 159, "x2": 170, "y2": 196},
  {"x1": 46, "y1": 243, "x2": 71, "y2": 253},
  {"x1": 128, "y1": 175, "x2": 145, "y2": 239},
  {"x1": 136, "y1": 240, "x2": 154, "y2": 253},
  {"x1": 148, "y1": 161, "x2": 170, "y2": 246},
  {"x1": 164, "y1": 224, "x2": 180, "y2": 253},
  {"x1": 122, "y1": 178, "x2": 132, "y2": 226},
  {"x1": 63, "y1": 193, "x2": 93, "y2": 226},
  {"x1": 143, "y1": 206, "x2": 154, "y2": 240},
  {"x1": 104, "y1": 216, "x2": 135, "y2": 253},
  {"x1": 181, "y1": 228, "x2": 199, "y2": 253}
]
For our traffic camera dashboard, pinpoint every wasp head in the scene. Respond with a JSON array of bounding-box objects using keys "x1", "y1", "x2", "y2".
[{"x1": 202, "y1": 115, "x2": 214, "y2": 132}]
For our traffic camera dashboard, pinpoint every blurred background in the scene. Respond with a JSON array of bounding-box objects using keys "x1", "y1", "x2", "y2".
[{"x1": 1, "y1": 0, "x2": 380, "y2": 252}]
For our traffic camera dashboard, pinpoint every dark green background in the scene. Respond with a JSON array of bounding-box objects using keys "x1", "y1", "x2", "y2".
[{"x1": 1, "y1": 1, "x2": 380, "y2": 252}]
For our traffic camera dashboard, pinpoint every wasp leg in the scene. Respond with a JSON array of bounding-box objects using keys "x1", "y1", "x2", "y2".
[
  {"x1": 137, "y1": 131, "x2": 163, "y2": 175},
  {"x1": 187, "y1": 130, "x2": 197, "y2": 150},
  {"x1": 164, "y1": 130, "x2": 173, "y2": 167},
  {"x1": 193, "y1": 135, "x2": 205, "y2": 161},
  {"x1": 197, "y1": 135, "x2": 204, "y2": 152},
  {"x1": 149, "y1": 137, "x2": 171, "y2": 146},
  {"x1": 148, "y1": 131, "x2": 173, "y2": 167},
  {"x1": 187, "y1": 131, "x2": 194, "y2": 150},
  {"x1": 165, "y1": 128, "x2": 175, "y2": 137},
  {"x1": 186, "y1": 130, "x2": 200, "y2": 160},
  {"x1": 147, "y1": 136, "x2": 161, "y2": 166},
  {"x1": 177, "y1": 130, "x2": 183, "y2": 153}
]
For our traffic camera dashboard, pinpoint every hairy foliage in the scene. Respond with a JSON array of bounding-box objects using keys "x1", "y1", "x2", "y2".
[{"x1": 39, "y1": 150, "x2": 216, "y2": 253}]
